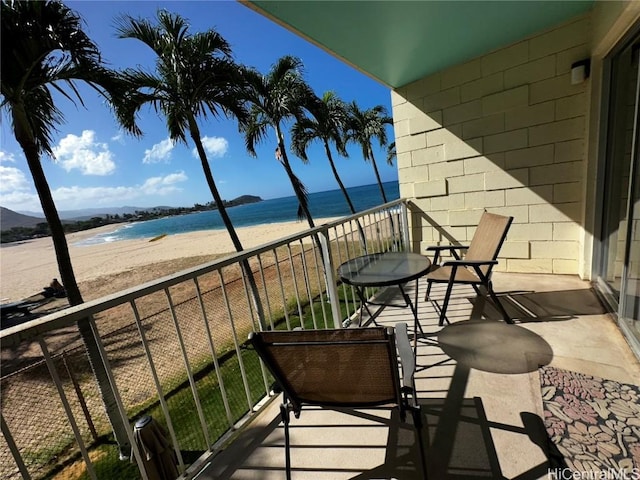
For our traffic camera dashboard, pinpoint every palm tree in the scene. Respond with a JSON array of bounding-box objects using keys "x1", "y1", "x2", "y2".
[
  {"x1": 240, "y1": 56, "x2": 316, "y2": 228},
  {"x1": 291, "y1": 91, "x2": 369, "y2": 250},
  {"x1": 387, "y1": 141, "x2": 396, "y2": 166},
  {"x1": 345, "y1": 102, "x2": 393, "y2": 203},
  {"x1": 114, "y1": 11, "x2": 266, "y2": 329},
  {"x1": 291, "y1": 91, "x2": 357, "y2": 214},
  {"x1": 1, "y1": 0, "x2": 131, "y2": 457}
]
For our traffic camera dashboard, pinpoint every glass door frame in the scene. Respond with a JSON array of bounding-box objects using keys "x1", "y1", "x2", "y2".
[{"x1": 593, "y1": 24, "x2": 640, "y2": 356}]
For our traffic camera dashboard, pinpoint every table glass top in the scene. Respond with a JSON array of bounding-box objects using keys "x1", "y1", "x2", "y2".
[{"x1": 337, "y1": 252, "x2": 431, "y2": 287}]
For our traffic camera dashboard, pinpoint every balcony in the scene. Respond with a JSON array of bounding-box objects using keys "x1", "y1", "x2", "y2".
[
  {"x1": 1, "y1": 200, "x2": 639, "y2": 480},
  {"x1": 197, "y1": 271, "x2": 640, "y2": 479}
]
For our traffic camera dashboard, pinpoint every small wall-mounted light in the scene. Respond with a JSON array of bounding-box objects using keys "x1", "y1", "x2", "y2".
[{"x1": 571, "y1": 59, "x2": 591, "y2": 85}]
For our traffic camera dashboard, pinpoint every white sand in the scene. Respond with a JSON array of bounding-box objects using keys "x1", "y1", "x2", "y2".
[{"x1": 0, "y1": 218, "x2": 340, "y2": 301}]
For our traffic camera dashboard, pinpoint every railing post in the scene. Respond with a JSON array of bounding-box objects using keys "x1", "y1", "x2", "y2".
[
  {"x1": 401, "y1": 200, "x2": 411, "y2": 252},
  {"x1": 319, "y1": 226, "x2": 342, "y2": 329},
  {"x1": 38, "y1": 337, "x2": 98, "y2": 480},
  {"x1": 85, "y1": 317, "x2": 150, "y2": 480},
  {"x1": 1, "y1": 414, "x2": 31, "y2": 480},
  {"x1": 62, "y1": 352, "x2": 99, "y2": 443}
]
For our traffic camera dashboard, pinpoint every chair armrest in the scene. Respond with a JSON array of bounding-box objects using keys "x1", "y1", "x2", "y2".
[
  {"x1": 426, "y1": 245, "x2": 468, "y2": 252},
  {"x1": 441, "y1": 259, "x2": 498, "y2": 267},
  {"x1": 395, "y1": 323, "x2": 415, "y2": 388},
  {"x1": 426, "y1": 245, "x2": 468, "y2": 263}
]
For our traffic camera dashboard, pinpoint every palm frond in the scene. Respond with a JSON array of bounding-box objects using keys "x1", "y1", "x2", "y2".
[
  {"x1": 286, "y1": 168, "x2": 310, "y2": 221},
  {"x1": 192, "y1": 29, "x2": 232, "y2": 58},
  {"x1": 240, "y1": 56, "x2": 311, "y2": 153},
  {"x1": 1, "y1": 0, "x2": 116, "y2": 155},
  {"x1": 269, "y1": 55, "x2": 303, "y2": 84},
  {"x1": 345, "y1": 100, "x2": 392, "y2": 162},
  {"x1": 115, "y1": 14, "x2": 163, "y2": 54},
  {"x1": 290, "y1": 118, "x2": 317, "y2": 162},
  {"x1": 242, "y1": 110, "x2": 269, "y2": 157},
  {"x1": 387, "y1": 141, "x2": 396, "y2": 166},
  {"x1": 112, "y1": 10, "x2": 246, "y2": 143},
  {"x1": 22, "y1": 86, "x2": 63, "y2": 157}
]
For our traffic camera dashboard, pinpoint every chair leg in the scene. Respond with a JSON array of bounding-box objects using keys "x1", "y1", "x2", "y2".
[
  {"x1": 280, "y1": 402, "x2": 292, "y2": 480},
  {"x1": 488, "y1": 281, "x2": 513, "y2": 324},
  {"x1": 424, "y1": 279, "x2": 433, "y2": 302},
  {"x1": 438, "y1": 277, "x2": 455, "y2": 327},
  {"x1": 411, "y1": 406, "x2": 428, "y2": 480},
  {"x1": 424, "y1": 251, "x2": 438, "y2": 302}
]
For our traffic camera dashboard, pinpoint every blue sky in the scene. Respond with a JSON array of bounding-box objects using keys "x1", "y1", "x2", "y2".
[{"x1": 0, "y1": 0, "x2": 396, "y2": 214}]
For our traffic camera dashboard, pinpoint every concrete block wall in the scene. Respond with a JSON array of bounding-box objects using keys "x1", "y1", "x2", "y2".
[{"x1": 392, "y1": 15, "x2": 591, "y2": 275}]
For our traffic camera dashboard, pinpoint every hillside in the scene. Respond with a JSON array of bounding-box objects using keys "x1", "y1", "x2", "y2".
[
  {"x1": 0, "y1": 207, "x2": 45, "y2": 230},
  {"x1": 228, "y1": 195, "x2": 262, "y2": 206},
  {"x1": 2, "y1": 195, "x2": 262, "y2": 232},
  {"x1": 18, "y1": 206, "x2": 172, "y2": 221}
]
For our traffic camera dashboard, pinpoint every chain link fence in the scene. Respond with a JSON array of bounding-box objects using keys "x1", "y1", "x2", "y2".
[{"x1": 0, "y1": 208, "x2": 403, "y2": 479}]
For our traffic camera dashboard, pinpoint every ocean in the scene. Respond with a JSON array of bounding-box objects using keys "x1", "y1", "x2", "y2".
[{"x1": 78, "y1": 181, "x2": 400, "y2": 245}]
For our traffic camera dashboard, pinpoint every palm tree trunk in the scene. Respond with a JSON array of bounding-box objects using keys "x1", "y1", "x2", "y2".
[
  {"x1": 324, "y1": 142, "x2": 355, "y2": 215},
  {"x1": 369, "y1": 151, "x2": 388, "y2": 203},
  {"x1": 189, "y1": 120, "x2": 267, "y2": 330},
  {"x1": 276, "y1": 125, "x2": 315, "y2": 228},
  {"x1": 324, "y1": 141, "x2": 367, "y2": 252},
  {"x1": 278, "y1": 126, "x2": 330, "y2": 257},
  {"x1": 14, "y1": 109, "x2": 132, "y2": 458}
]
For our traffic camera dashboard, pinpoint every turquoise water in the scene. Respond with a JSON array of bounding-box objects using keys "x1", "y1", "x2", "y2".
[{"x1": 79, "y1": 181, "x2": 399, "y2": 245}]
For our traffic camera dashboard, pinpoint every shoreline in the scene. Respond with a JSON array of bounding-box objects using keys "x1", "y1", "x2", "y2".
[{"x1": 0, "y1": 217, "x2": 341, "y2": 302}]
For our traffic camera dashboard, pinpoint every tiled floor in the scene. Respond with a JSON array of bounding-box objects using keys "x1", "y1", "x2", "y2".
[{"x1": 196, "y1": 272, "x2": 640, "y2": 480}]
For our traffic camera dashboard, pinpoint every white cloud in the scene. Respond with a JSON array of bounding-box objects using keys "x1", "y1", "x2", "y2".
[
  {"x1": 0, "y1": 165, "x2": 32, "y2": 194},
  {"x1": 193, "y1": 136, "x2": 228, "y2": 159},
  {"x1": 111, "y1": 131, "x2": 126, "y2": 145},
  {"x1": 143, "y1": 138, "x2": 175, "y2": 164},
  {"x1": 53, "y1": 130, "x2": 116, "y2": 175},
  {"x1": 0, "y1": 151, "x2": 16, "y2": 163},
  {"x1": 140, "y1": 171, "x2": 188, "y2": 195},
  {"x1": 0, "y1": 164, "x2": 40, "y2": 211},
  {"x1": 54, "y1": 172, "x2": 188, "y2": 207},
  {"x1": 1, "y1": 190, "x2": 39, "y2": 211},
  {"x1": 0, "y1": 170, "x2": 188, "y2": 212}
]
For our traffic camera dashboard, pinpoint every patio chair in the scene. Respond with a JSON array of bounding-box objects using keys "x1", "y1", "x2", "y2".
[
  {"x1": 425, "y1": 211, "x2": 514, "y2": 326},
  {"x1": 249, "y1": 323, "x2": 427, "y2": 480}
]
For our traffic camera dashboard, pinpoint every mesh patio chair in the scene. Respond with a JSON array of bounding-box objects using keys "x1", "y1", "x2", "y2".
[
  {"x1": 425, "y1": 211, "x2": 514, "y2": 326},
  {"x1": 249, "y1": 323, "x2": 427, "y2": 480}
]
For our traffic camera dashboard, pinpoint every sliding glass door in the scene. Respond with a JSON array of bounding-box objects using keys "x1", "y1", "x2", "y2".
[{"x1": 598, "y1": 32, "x2": 640, "y2": 349}]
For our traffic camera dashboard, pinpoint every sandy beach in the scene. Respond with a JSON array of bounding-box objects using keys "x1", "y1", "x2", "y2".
[{"x1": 0, "y1": 217, "x2": 340, "y2": 302}]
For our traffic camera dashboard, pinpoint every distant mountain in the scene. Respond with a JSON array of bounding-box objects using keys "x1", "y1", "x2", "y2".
[
  {"x1": 0, "y1": 207, "x2": 45, "y2": 230},
  {"x1": 18, "y1": 206, "x2": 173, "y2": 221},
  {"x1": 9, "y1": 196, "x2": 261, "y2": 227},
  {"x1": 228, "y1": 195, "x2": 262, "y2": 205}
]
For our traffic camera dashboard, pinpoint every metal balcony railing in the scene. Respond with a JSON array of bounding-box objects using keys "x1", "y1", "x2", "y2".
[{"x1": 0, "y1": 199, "x2": 408, "y2": 480}]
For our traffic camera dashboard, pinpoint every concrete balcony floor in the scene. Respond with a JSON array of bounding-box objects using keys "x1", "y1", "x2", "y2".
[{"x1": 197, "y1": 272, "x2": 640, "y2": 480}]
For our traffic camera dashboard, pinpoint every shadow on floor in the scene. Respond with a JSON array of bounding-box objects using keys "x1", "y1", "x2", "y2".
[
  {"x1": 202, "y1": 363, "x2": 561, "y2": 480},
  {"x1": 505, "y1": 289, "x2": 607, "y2": 318},
  {"x1": 437, "y1": 320, "x2": 553, "y2": 374},
  {"x1": 421, "y1": 363, "x2": 561, "y2": 480},
  {"x1": 467, "y1": 288, "x2": 608, "y2": 323}
]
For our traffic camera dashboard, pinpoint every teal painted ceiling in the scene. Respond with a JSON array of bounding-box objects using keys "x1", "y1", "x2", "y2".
[{"x1": 246, "y1": 1, "x2": 593, "y2": 88}]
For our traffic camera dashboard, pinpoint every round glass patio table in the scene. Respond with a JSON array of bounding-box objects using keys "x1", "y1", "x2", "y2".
[
  {"x1": 338, "y1": 252, "x2": 431, "y2": 338},
  {"x1": 338, "y1": 252, "x2": 432, "y2": 287}
]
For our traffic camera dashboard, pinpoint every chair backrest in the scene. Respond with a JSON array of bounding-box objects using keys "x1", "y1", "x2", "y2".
[
  {"x1": 250, "y1": 327, "x2": 402, "y2": 416},
  {"x1": 465, "y1": 212, "x2": 513, "y2": 276}
]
